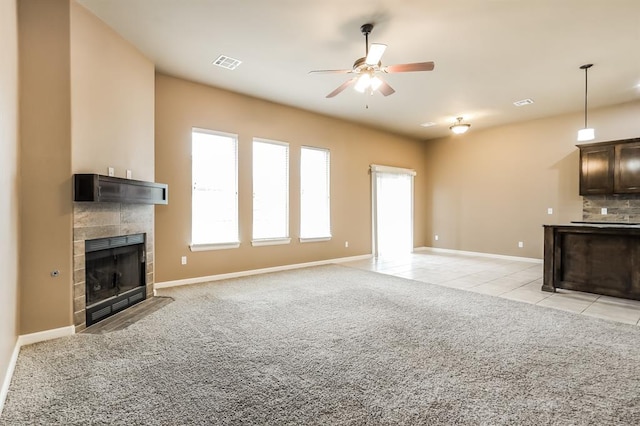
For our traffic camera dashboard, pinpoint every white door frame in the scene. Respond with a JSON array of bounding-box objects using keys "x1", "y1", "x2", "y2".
[{"x1": 370, "y1": 164, "x2": 416, "y2": 258}]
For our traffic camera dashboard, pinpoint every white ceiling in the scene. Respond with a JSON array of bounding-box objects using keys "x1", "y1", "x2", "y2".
[{"x1": 78, "y1": 0, "x2": 640, "y2": 140}]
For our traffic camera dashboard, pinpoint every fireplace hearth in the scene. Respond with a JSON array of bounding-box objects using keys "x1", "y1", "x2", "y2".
[{"x1": 85, "y1": 233, "x2": 146, "y2": 326}]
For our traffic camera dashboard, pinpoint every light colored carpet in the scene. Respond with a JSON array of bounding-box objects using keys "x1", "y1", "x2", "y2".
[{"x1": 2, "y1": 265, "x2": 640, "y2": 425}]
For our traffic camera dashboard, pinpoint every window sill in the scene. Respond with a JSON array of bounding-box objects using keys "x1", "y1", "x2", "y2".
[
  {"x1": 299, "y1": 236, "x2": 332, "y2": 243},
  {"x1": 251, "y1": 238, "x2": 291, "y2": 247},
  {"x1": 190, "y1": 242, "x2": 240, "y2": 252}
]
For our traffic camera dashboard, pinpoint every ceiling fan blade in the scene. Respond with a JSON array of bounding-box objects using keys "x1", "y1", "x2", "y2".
[
  {"x1": 365, "y1": 43, "x2": 387, "y2": 65},
  {"x1": 384, "y1": 61, "x2": 435, "y2": 73},
  {"x1": 326, "y1": 78, "x2": 357, "y2": 98},
  {"x1": 309, "y1": 69, "x2": 352, "y2": 74},
  {"x1": 378, "y1": 79, "x2": 395, "y2": 96}
]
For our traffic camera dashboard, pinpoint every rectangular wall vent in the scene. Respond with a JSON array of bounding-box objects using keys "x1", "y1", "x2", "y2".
[
  {"x1": 513, "y1": 98, "x2": 534, "y2": 106},
  {"x1": 213, "y1": 55, "x2": 242, "y2": 70}
]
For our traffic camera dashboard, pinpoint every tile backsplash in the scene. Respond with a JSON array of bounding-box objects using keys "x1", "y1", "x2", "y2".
[{"x1": 583, "y1": 195, "x2": 640, "y2": 223}]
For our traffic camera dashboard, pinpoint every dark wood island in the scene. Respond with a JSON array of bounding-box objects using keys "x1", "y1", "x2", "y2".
[{"x1": 543, "y1": 223, "x2": 640, "y2": 300}]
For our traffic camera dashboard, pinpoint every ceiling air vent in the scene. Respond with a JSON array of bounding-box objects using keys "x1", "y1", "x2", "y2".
[
  {"x1": 513, "y1": 98, "x2": 534, "y2": 107},
  {"x1": 420, "y1": 122, "x2": 436, "y2": 128},
  {"x1": 213, "y1": 55, "x2": 242, "y2": 70}
]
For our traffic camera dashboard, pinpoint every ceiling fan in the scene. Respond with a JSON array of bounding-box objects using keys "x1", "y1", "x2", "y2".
[{"x1": 310, "y1": 23, "x2": 435, "y2": 98}]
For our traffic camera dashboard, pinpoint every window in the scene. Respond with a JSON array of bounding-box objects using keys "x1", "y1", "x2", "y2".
[
  {"x1": 300, "y1": 146, "x2": 331, "y2": 241},
  {"x1": 191, "y1": 129, "x2": 239, "y2": 250},
  {"x1": 252, "y1": 139, "x2": 290, "y2": 245}
]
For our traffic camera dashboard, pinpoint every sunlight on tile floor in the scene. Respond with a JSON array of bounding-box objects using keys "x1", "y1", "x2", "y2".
[{"x1": 343, "y1": 251, "x2": 640, "y2": 326}]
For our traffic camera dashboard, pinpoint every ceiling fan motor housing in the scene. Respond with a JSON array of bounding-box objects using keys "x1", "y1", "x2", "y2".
[{"x1": 353, "y1": 57, "x2": 381, "y2": 73}]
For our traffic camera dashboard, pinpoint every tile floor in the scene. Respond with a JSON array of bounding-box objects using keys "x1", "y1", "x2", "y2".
[{"x1": 343, "y1": 250, "x2": 640, "y2": 326}]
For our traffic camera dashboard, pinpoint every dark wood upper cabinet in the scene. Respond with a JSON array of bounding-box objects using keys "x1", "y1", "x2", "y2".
[
  {"x1": 578, "y1": 138, "x2": 640, "y2": 195},
  {"x1": 74, "y1": 174, "x2": 168, "y2": 204},
  {"x1": 579, "y1": 144, "x2": 614, "y2": 195},
  {"x1": 614, "y1": 141, "x2": 640, "y2": 193}
]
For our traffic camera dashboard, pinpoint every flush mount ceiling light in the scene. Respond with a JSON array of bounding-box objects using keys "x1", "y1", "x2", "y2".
[
  {"x1": 577, "y1": 63, "x2": 595, "y2": 142},
  {"x1": 450, "y1": 117, "x2": 471, "y2": 134}
]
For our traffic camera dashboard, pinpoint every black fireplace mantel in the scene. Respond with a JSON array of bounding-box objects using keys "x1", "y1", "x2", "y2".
[{"x1": 74, "y1": 174, "x2": 168, "y2": 205}]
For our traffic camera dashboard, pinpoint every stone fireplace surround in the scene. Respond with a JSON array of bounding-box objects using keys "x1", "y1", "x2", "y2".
[{"x1": 73, "y1": 202, "x2": 154, "y2": 332}]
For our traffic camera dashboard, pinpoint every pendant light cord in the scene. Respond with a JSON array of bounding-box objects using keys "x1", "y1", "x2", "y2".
[
  {"x1": 580, "y1": 64, "x2": 593, "y2": 128},
  {"x1": 584, "y1": 66, "x2": 588, "y2": 128}
]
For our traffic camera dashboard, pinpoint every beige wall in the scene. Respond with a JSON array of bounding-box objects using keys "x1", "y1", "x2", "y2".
[
  {"x1": 155, "y1": 74, "x2": 427, "y2": 282},
  {"x1": 18, "y1": 0, "x2": 73, "y2": 334},
  {"x1": 424, "y1": 100, "x2": 640, "y2": 259},
  {"x1": 69, "y1": 1, "x2": 155, "y2": 331},
  {"x1": 17, "y1": 0, "x2": 155, "y2": 335},
  {"x1": 70, "y1": 1, "x2": 155, "y2": 180},
  {"x1": 0, "y1": 0, "x2": 20, "y2": 400}
]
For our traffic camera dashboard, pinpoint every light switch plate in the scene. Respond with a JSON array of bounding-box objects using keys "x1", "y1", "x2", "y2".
[
  {"x1": 126, "y1": 169, "x2": 132, "y2": 179},
  {"x1": 547, "y1": 208, "x2": 553, "y2": 215},
  {"x1": 108, "y1": 167, "x2": 114, "y2": 177},
  {"x1": 601, "y1": 207, "x2": 608, "y2": 215}
]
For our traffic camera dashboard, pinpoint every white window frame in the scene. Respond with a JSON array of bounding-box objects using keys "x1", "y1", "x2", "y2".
[
  {"x1": 251, "y1": 138, "x2": 291, "y2": 247},
  {"x1": 190, "y1": 128, "x2": 240, "y2": 252},
  {"x1": 300, "y1": 146, "x2": 331, "y2": 242}
]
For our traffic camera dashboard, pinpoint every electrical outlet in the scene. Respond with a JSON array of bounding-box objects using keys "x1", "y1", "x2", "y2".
[
  {"x1": 345, "y1": 241, "x2": 349, "y2": 248},
  {"x1": 518, "y1": 241, "x2": 524, "y2": 248},
  {"x1": 601, "y1": 207, "x2": 608, "y2": 215},
  {"x1": 547, "y1": 207, "x2": 553, "y2": 215},
  {"x1": 435, "y1": 235, "x2": 439, "y2": 241},
  {"x1": 181, "y1": 256, "x2": 187, "y2": 265},
  {"x1": 108, "y1": 167, "x2": 115, "y2": 177},
  {"x1": 126, "y1": 169, "x2": 132, "y2": 179}
]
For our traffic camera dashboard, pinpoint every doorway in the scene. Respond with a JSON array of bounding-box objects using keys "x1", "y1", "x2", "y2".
[{"x1": 371, "y1": 165, "x2": 415, "y2": 259}]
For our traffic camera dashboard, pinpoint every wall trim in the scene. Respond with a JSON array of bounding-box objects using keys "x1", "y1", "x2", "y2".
[
  {"x1": 0, "y1": 341, "x2": 20, "y2": 415},
  {"x1": 154, "y1": 254, "x2": 373, "y2": 290},
  {"x1": 1, "y1": 325, "x2": 75, "y2": 415},
  {"x1": 17, "y1": 325, "x2": 76, "y2": 347},
  {"x1": 415, "y1": 246, "x2": 543, "y2": 263}
]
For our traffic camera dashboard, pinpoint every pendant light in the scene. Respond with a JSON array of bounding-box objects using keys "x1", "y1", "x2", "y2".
[
  {"x1": 450, "y1": 117, "x2": 471, "y2": 134},
  {"x1": 577, "y1": 64, "x2": 595, "y2": 142}
]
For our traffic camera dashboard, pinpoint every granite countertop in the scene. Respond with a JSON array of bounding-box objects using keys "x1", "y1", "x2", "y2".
[{"x1": 544, "y1": 221, "x2": 640, "y2": 228}]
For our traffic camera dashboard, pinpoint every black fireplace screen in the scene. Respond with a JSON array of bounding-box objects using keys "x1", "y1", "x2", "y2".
[{"x1": 85, "y1": 234, "x2": 146, "y2": 325}]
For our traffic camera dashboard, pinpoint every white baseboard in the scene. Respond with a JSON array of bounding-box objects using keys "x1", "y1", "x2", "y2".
[
  {"x1": 17, "y1": 325, "x2": 75, "y2": 347},
  {"x1": 0, "y1": 341, "x2": 20, "y2": 415},
  {"x1": 155, "y1": 254, "x2": 373, "y2": 290},
  {"x1": 415, "y1": 246, "x2": 542, "y2": 264},
  {"x1": 0, "y1": 325, "x2": 75, "y2": 415}
]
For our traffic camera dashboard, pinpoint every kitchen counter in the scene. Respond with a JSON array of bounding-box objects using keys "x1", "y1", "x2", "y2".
[{"x1": 543, "y1": 223, "x2": 640, "y2": 300}]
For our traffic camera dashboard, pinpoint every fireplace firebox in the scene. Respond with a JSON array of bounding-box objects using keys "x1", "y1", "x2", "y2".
[{"x1": 85, "y1": 233, "x2": 146, "y2": 326}]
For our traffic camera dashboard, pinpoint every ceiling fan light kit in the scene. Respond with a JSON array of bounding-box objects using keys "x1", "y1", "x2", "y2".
[
  {"x1": 310, "y1": 23, "x2": 435, "y2": 98},
  {"x1": 450, "y1": 117, "x2": 471, "y2": 134},
  {"x1": 355, "y1": 73, "x2": 382, "y2": 93},
  {"x1": 577, "y1": 63, "x2": 595, "y2": 142}
]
